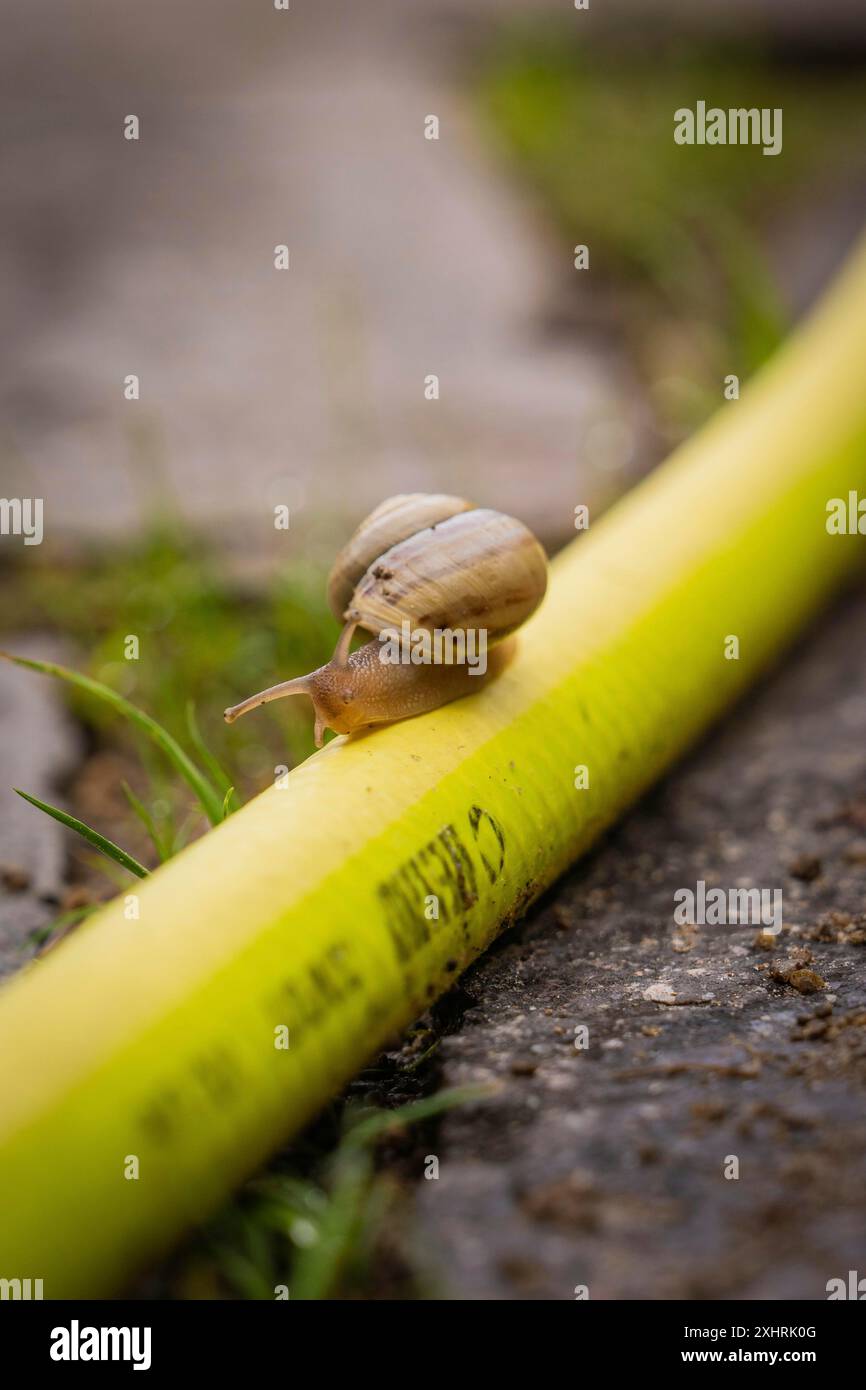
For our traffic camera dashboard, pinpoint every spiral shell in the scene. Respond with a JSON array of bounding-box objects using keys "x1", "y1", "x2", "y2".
[{"x1": 327, "y1": 493, "x2": 547, "y2": 643}]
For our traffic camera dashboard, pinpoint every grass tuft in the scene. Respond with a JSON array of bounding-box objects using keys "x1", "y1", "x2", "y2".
[
  {"x1": 14, "y1": 788, "x2": 149, "y2": 880},
  {"x1": 1, "y1": 651, "x2": 225, "y2": 826}
]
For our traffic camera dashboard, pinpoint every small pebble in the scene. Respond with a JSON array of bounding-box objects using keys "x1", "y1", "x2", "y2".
[
  {"x1": 789, "y1": 854, "x2": 822, "y2": 882},
  {"x1": 770, "y1": 961, "x2": 826, "y2": 994},
  {"x1": 793, "y1": 1018, "x2": 828, "y2": 1041},
  {"x1": 1, "y1": 863, "x2": 31, "y2": 893},
  {"x1": 753, "y1": 929, "x2": 777, "y2": 951},
  {"x1": 789, "y1": 968, "x2": 826, "y2": 995},
  {"x1": 510, "y1": 1058, "x2": 537, "y2": 1077},
  {"x1": 61, "y1": 885, "x2": 94, "y2": 911}
]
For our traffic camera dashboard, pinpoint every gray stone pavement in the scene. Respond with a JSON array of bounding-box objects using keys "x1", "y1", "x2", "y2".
[
  {"x1": 0, "y1": 0, "x2": 646, "y2": 553},
  {"x1": 3, "y1": 0, "x2": 864, "y2": 555},
  {"x1": 0, "y1": 639, "x2": 80, "y2": 977}
]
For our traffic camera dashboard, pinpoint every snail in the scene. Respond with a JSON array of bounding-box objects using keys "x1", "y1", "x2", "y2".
[{"x1": 224, "y1": 493, "x2": 547, "y2": 746}]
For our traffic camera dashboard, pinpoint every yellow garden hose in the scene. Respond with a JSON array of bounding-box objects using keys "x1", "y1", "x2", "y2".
[{"x1": 1, "y1": 238, "x2": 865, "y2": 1297}]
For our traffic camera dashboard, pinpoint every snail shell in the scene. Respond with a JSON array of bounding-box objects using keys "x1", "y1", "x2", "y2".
[
  {"x1": 326, "y1": 493, "x2": 474, "y2": 621},
  {"x1": 328, "y1": 493, "x2": 548, "y2": 645},
  {"x1": 225, "y1": 494, "x2": 547, "y2": 745}
]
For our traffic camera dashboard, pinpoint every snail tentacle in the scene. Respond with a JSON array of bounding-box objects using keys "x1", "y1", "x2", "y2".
[
  {"x1": 223, "y1": 676, "x2": 313, "y2": 725},
  {"x1": 331, "y1": 619, "x2": 358, "y2": 667}
]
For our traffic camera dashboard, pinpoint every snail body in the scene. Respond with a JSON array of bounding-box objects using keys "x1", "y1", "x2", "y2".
[
  {"x1": 227, "y1": 632, "x2": 519, "y2": 748},
  {"x1": 225, "y1": 493, "x2": 547, "y2": 746}
]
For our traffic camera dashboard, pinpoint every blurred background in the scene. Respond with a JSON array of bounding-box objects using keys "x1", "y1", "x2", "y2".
[{"x1": 1, "y1": 0, "x2": 866, "y2": 1298}]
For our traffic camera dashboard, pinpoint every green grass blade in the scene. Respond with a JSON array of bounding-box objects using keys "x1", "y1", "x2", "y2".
[
  {"x1": 168, "y1": 807, "x2": 203, "y2": 857},
  {"x1": 340, "y1": 1084, "x2": 493, "y2": 1151},
  {"x1": 14, "y1": 789, "x2": 148, "y2": 879},
  {"x1": 185, "y1": 701, "x2": 237, "y2": 809},
  {"x1": 287, "y1": 1147, "x2": 372, "y2": 1301},
  {"x1": 121, "y1": 782, "x2": 172, "y2": 862},
  {"x1": 221, "y1": 786, "x2": 236, "y2": 820},
  {"x1": 82, "y1": 851, "x2": 138, "y2": 892},
  {"x1": 290, "y1": 1087, "x2": 493, "y2": 1299},
  {"x1": 28, "y1": 902, "x2": 100, "y2": 949},
  {"x1": 1, "y1": 652, "x2": 224, "y2": 826}
]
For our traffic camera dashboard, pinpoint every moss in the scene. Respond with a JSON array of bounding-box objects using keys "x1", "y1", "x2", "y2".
[{"x1": 0, "y1": 526, "x2": 338, "y2": 797}]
